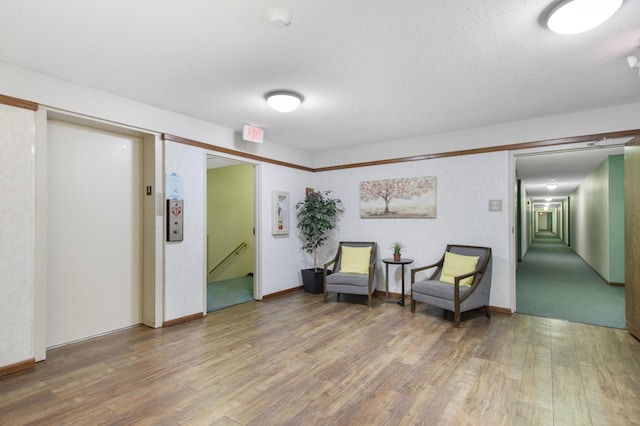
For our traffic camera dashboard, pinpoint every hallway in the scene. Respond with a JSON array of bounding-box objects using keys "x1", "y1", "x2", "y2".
[{"x1": 516, "y1": 233, "x2": 625, "y2": 329}]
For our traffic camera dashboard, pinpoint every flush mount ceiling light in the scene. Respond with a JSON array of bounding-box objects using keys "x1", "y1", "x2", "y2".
[
  {"x1": 546, "y1": 0, "x2": 623, "y2": 35},
  {"x1": 546, "y1": 183, "x2": 558, "y2": 190},
  {"x1": 265, "y1": 91, "x2": 304, "y2": 112}
]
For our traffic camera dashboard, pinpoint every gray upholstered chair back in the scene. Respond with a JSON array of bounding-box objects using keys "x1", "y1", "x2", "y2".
[
  {"x1": 333, "y1": 241, "x2": 377, "y2": 272},
  {"x1": 434, "y1": 245, "x2": 492, "y2": 284}
]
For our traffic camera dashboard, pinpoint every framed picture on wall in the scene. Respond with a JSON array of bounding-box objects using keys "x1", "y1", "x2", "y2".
[
  {"x1": 360, "y1": 176, "x2": 437, "y2": 218},
  {"x1": 272, "y1": 191, "x2": 290, "y2": 235}
]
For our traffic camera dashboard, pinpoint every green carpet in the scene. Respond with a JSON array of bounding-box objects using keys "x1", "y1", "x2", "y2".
[
  {"x1": 207, "y1": 275, "x2": 254, "y2": 312},
  {"x1": 516, "y1": 234, "x2": 625, "y2": 329}
]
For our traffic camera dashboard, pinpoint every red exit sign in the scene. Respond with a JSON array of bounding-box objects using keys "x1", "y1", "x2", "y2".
[{"x1": 242, "y1": 125, "x2": 264, "y2": 143}]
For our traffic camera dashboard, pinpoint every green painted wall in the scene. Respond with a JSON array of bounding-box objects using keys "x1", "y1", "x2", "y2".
[
  {"x1": 207, "y1": 164, "x2": 254, "y2": 281},
  {"x1": 608, "y1": 154, "x2": 625, "y2": 283},
  {"x1": 570, "y1": 154, "x2": 624, "y2": 283}
]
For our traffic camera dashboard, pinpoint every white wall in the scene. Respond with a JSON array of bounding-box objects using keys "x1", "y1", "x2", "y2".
[
  {"x1": 316, "y1": 151, "x2": 512, "y2": 308},
  {"x1": 164, "y1": 141, "x2": 207, "y2": 320},
  {"x1": 313, "y1": 102, "x2": 640, "y2": 169},
  {"x1": 0, "y1": 103, "x2": 35, "y2": 367},
  {"x1": 259, "y1": 162, "x2": 315, "y2": 295},
  {"x1": 0, "y1": 61, "x2": 313, "y2": 169},
  {"x1": 570, "y1": 157, "x2": 610, "y2": 280}
]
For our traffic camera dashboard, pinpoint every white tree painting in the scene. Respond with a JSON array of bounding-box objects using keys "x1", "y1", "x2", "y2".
[{"x1": 360, "y1": 176, "x2": 436, "y2": 218}]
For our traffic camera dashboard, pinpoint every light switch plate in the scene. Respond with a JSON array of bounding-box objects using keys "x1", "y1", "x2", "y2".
[{"x1": 489, "y1": 199, "x2": 502, "y2": 212}]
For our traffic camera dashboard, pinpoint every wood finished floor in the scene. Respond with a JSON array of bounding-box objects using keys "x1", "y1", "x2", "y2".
[{"x1": 2, "y1": 291, "x2": 640, "y2": 425}]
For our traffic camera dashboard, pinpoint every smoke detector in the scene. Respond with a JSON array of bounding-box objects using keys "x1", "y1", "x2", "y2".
[{"x1": 266, "y1": 8, "x2": 292, "y2": 27}]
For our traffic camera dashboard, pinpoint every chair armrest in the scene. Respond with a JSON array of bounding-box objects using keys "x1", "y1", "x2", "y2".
[
  {"x1": 323, "y1": 258, "x2": 337, "y2": 274},
  {"x1": 411, "y1": 262, "x2": 440, "y2": 283},
  {"x1": 453, "y1": 268, "x2": 484, "y2": 289}
]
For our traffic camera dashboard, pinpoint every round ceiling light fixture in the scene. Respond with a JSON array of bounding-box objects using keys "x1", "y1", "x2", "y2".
[
  {"x1": 546, "y1": 0, "x2": 623, "y2": 35},
  {"x1": 265, "y1": 91, "x2": 304, "y2": 112}
]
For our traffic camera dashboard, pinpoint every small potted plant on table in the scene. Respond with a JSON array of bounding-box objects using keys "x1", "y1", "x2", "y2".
[{"x1": 392, "y1": 242, "x2": 403, "y2": 261}]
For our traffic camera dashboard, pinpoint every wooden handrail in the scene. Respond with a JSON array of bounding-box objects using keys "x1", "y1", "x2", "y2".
[{"x1": 208, "y1": 241, "x2": 247, "y2": 277}]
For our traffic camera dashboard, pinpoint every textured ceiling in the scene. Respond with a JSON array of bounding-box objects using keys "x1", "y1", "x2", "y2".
[
  {"x1": 0, "y1": 0, "x2": 639, "y2": 153},
  {"x1": 1, "y1": 1, "x2": 639, "y2": 200}
]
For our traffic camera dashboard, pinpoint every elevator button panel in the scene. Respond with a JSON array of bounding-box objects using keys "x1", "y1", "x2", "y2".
[{"x1": 167, "y1": 199, "x2": 183, "y2": 241}]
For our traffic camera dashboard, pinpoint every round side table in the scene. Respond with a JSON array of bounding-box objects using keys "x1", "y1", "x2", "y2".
[{"x1": 381, "y1": 257, "x2": 414, "y2": 306}]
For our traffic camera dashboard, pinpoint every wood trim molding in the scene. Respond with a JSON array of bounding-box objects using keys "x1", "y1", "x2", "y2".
[
  {"x1": 628, "y1": 136, "x2": 640, "y2": 146},
  {"x1": 163, "y1": 312, "x2": 204, "y2": 327},
  {"x1": 0, "y1": 94, "x2": 38, "y2": 111},
  {"x1": 0, "y1": 358, "x2": 36, "y2": 377},
  {"x1": 490, "y1": 306, "x2": 513, "y2": 314},
  {"x1": 262, "y1": 286, "x2": 303, "y2": 300},
  {"x1": 2, "y1": 93, "x2": 637, "y2": 172},
  {"x1": 314, "y1": 129, "x2": 640, "y2": 172},
  {"x1": 166, "y1": 129, "x2": 640, "y2": 173},
  {"x1": 163, "y1": 134, "x2": 314, "y2": 172}
]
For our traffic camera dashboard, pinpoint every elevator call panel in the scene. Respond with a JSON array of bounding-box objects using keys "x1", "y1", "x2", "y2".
[{"x1": 167, "y1": 199, "x2": 184, "y2": 242}]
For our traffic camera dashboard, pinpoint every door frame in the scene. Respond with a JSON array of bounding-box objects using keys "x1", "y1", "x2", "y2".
[
  {"x1": 204, "y1": 151, "x2": 262, "y2": 310},
  {"x1": 34, "y1": 109, "x2": 163, "y2": 360}
]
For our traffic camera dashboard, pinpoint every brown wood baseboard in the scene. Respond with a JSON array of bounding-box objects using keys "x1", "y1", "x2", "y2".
[
  {"x1": 490, "y1": 306, "x2": 512, "y2": 314},
  {"x1": 609, "y1": 282, "x2": 625, "y2": 287},
  {"x1": 262, "y1": 286, "x2": 303, "y2": 300},
  {"x1": 0, "y1": 358, "x2": 35, "y2": 377},
  {"x1": 163, "y1": 312, "x2": 204, "y2": 327}
]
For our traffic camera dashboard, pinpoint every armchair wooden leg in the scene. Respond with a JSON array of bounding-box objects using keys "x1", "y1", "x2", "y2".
[
  {"x1": 411, "y1": 299, "x2": 416, "y2": 313},
  {"x1": 454, "y1": 309, "x2": 461, "y2": 328},
  {"x1": 323, "y1": 292, "x2": 328, "y2": 303},
  {"x1": 484, "y1": 306, "x2": 491, "y2": 318}
]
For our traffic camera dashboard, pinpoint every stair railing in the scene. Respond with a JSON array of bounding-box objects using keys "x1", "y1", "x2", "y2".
[{"x1": 208, "y1": 241, "x2": 247, "y2": 278}]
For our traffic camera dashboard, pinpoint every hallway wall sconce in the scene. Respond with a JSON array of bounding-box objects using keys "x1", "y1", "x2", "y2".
[
  {"x1": 265, "y1": 91, "x2": 304, "y2": 112},
  {"x1": 545, "y1": 0, "x2": 623, "y2": 35}
]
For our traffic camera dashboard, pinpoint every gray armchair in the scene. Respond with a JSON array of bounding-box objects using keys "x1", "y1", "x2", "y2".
[
  {"x1": 411, "y1": 245, "x2": 492, "y2": 327},
  {"x1": 323, "y1": 241, "x2": 378, "y2": 307}
]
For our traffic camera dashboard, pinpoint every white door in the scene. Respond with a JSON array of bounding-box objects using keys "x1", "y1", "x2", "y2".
[{"x1": 47, "y1": 120, "x2": 142, "y2": 347}]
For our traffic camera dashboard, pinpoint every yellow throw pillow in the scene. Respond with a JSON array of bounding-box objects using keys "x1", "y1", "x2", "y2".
[
  {"x1": 339, "y1": 246, "x2": 372, "y2": 274},
  {"x1": 440, "y1": 251, "x2": 479, "y2": 286}
]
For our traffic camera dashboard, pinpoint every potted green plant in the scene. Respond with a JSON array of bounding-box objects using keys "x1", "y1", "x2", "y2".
[
  {"x1": 392, "y1": 242, "x2": 403, "y2": 261},
  {"x1": 295, "y1": 190, "x2": 343, "y2": 293}
]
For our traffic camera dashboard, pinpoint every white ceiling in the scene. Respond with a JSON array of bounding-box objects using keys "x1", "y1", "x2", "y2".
[
  {"x1": 516, "y1": 138, "x2": 628, "y2": 206},
  {"x1": 0, "y1": 1, "x2": 639, "y2": 193}
]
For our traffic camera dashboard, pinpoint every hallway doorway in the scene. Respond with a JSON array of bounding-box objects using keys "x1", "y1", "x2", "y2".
[
  {"x1": 206, "y1": 155, "x2": 256, "y2": 311},
  {"x1": 514, "y1": 138, "x2": 628, "y2": 327}
]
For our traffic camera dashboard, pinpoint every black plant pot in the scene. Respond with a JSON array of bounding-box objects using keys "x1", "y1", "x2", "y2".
[{"x1": 301, "y1": 268, "x2": 331, "y2": 294}]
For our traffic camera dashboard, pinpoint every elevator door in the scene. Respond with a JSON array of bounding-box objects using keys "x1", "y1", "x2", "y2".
[{"x1": 47, "y1": 120, "x2": 142, "y2": 347}]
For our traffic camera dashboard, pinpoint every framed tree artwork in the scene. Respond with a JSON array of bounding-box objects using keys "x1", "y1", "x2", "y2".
[{"x1": 360, "y1": 176, "x2": 436, "y2": 218}]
